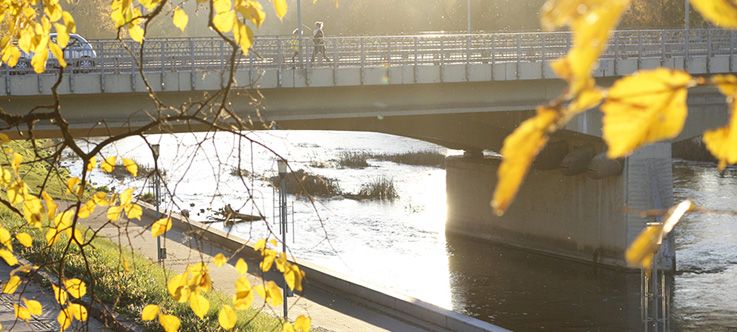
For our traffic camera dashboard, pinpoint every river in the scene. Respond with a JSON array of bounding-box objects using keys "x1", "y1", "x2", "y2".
[{"x1": 68, "y1": 132, "x2": 737, "y2": 331}]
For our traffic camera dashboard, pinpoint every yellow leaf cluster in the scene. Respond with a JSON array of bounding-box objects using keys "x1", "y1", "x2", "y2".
[
  {"x1": 690, "y1": 0, "x2": 737, "y2": 29},
  {"x1": 255, "y1": 238, "x2": 305, "y2": 291},
  {"x1": 14, "y1": 298, "x2": 42, "y2": 321},
  {"x1": 283, "y1": 317, "x2": 312, "y2": 332},
  {"x1": 0, "y1": 0, "x2": 75, "y2": 72},
  {"x1": 601, "y1": 69, "x2": 692, "y2": 158},
  {"x1": 233, "y1": 276, "x2": 254, "y2": 309},
  {"x1": 152, "y1": 217, "x2": 172, "y2": 237},
  {"x1": 625, "y1": 200, "x2": 693, "y2": 270},
  {"x1": 254, "y1": 280, "x2": 283, "y2": 307},
  {"x1": 166, "y1": 263, "x2": 213, "y2": 322},
  {"x1": 542, "y1": 0, "x2": 631, "y2": 95},
  {"x1": 107, "y1": 188, "x2": 143, "y2": 221},
  {"x1": 704, "y1": 75, "x2": 737, "y2": 170}
]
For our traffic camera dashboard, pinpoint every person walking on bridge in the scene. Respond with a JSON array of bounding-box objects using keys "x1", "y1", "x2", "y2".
[
  {"x1": 291, "y1": 28, "x2": 302, "y2": 67},
  {"x1": 311, "y1": 21, "x2": 331, "y2": 63}
]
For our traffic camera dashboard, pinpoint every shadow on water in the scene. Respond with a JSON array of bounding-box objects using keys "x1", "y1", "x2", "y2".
[{"x1": 445, "y1": 233, "x2": 642, "y2": 331}]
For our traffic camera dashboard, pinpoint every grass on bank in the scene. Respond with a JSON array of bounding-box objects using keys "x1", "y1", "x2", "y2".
[
  {"x1": 15, "y1": 219, "x2": 278, "y2": 332},
  {"x1": 335, "y1": 150, "x2": 446, "y2": 169},
  {"x1": 373, "y1": 151, "x2": 446, "y2": 168},
  {"x1": 268, "y1": 169, "x2": 342, "y2": 197},
  {"x1": 0, "y1": 141, "x2": 279, "y2": 331},
  {"x1": 349, "y1": 177, "x2": 399, "y2": 201}
]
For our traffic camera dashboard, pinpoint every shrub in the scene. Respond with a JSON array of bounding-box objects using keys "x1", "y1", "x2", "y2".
[
  {"x1": 352, "y1": 177, "x2": 399, "y2": 201},
  {"x1": 336, "y1": 151, "x2": 370, "y2": 168},
  {"x1": 268, "y1": 169, "x2": 341, "y2": 197}
]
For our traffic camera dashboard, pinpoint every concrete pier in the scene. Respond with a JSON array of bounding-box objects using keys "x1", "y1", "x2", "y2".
[{"x1": 446, "y1": 143, "x2": 674, "y2": 268}]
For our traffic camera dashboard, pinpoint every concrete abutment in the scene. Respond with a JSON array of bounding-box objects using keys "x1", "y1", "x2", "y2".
[{"x1": 446, "y1": 143, "x2": 674, "y2": 269}]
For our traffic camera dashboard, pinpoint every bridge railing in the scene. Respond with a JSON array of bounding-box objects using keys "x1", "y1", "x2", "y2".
[{"x1": 5, "y1": 29, "x2": 737, "y2": 75}]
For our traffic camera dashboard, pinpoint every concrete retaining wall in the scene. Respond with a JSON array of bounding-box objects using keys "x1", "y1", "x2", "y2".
[{"x1": 139, "y1": 204, "x2": 508, "y2": 332}]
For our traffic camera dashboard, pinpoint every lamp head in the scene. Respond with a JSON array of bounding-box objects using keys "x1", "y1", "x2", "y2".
[{"x1": 277, "y1": 159, "x2": 287, "y2": 176}]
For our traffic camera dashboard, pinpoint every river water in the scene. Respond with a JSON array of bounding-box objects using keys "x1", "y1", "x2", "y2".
[{"x1": 70, "y1": 132, "x2": 737, "y2": 331}]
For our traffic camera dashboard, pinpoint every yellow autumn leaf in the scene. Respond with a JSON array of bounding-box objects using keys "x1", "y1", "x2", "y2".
[
  {"x1": 690, "y1": 0, "x2": 737, "y2": 28},
  {"x1": 23, "y1": 299, "x2": 42, "y2": 316},
  {"x1": 255, "y1": 281, "x2": 283, "y2": 307},
  {"x1": 11, "y1": 153, "x2": 22, "y2": 172},
  {"x1": 602, "y1": 69, "x2": 692, "y2": 158},
  {"x1": 273, "y1": 0, "x2": 288, "y2": 20},
  {"x1": 125, "y1": 204, "x2": 143, "y2": 220},
  {"x1": 49, "y1": 42, "x2": 67, "y2": 68},
  {"x1": 218, "y1": 305, "x2": 237, "y2": 330},
  {"x1": 235, "y1": 258, "x2": 247, "y2": 274},
  {"x1": 189, "y1": 293, "x2": 210, "y2": 319},
  {"x1": 625, "y1": 200, "x2": 693, "y2": 270},
  {"x1": 159, "y1": 314, "x2": 181, "y2": 332},
  {"x1": 704, "y1": 75, "x2": 737, "y2": 169},
  {"x1": 120, "y1": 188, "x2": 134, "y2": 205},
  {"x1": 92, "y1": 192, "x2": 110, "y2": 206},
  {"x1": 129, "y1": 25, "x2": 145, "y2": 43},
  {"x1": 213, "y1": 253, "x2": 227, "y2": 267},
  {"x1": 0, "y1": 249, "x2": 18, "y2": 266},
  {"x1": 491, "y1": 107, "x2": 559, "y2": 215},
  {"x1": 86, "y1": 156, "x2": 97, "y2": 172},
  {"x1": 173, "y1": 7, "x2": 188, "y2": 32},
  {"x1": 43, "y1": 191, "x2": 58, "y2": 220},
  {"x1": 101, "y1": 156, "x2": 116, "y2": 173},
  {"x1": 107, "y1": 205, "x2": 123, "y2": 221},
  {"x1": 31, "y1": 49, "x2": 48, "y2": 74},
  {"x1": 64, "y1": 278, "x2": 87, "y2": 299},
  {"x1": 123, "y1": 158, "x2": 138, "y2": 177},
  {"x1": 57, "y1": 310, "x2": 72, "y2": 330},
  {"x1": 15, "y1": 233, "x2": 32, "y2": 248},
  {"x1": 284, "y1": 264, "x2": 305, "y2": 292},
  {"x1": 0, "y1": 227, "x2": 11, "y2": 249},
  {"x1": 52, "y1": 284, "x2": 68, "y2": 305},
  {"x1": 548, "y1": 0, "x2": 630, "y2": 95},
  {"x1": 14, "y1": 304, "x2": 31, "y2": 321},
  {"x1": 260, "y1": 249, "x2": 276, "y2": 272},
  {"x1": 67, "y1": 303, "x2": 88, "y2": 321},
  {"x1": 213, "y1": 10, "x2": 236, "y2": 33},
  {"x1": 233, "y1": 276, "x2": 253, "y2": 309},
  {"x1": 3, "y1": 275, "x2": 20, "y2": 294},
  {"x1": 295, "y1": 315, "x2": 311, "y2": 332},
  {"x1": 283, "y1": 323, "x2": 296, "y2": 332},
  {"x1": 152, "y1": 217, "x2": 172, "y2": 237},
  {"x1": 141, "y1": 304, "x2": 160, "y2": 321}
]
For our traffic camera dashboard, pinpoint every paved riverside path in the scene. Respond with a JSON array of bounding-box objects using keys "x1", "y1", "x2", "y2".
[
  {"x1": 83, "y1": 207, "x2": 434, "y2": 332},
  {"x1": 0, "y1": 262, "x2": 108, "y2": 331}
]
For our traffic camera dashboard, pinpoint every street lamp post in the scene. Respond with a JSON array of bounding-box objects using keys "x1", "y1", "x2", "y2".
[
  {"x1": 467, "y1": 0, "x2": 472, "y2": 34},
  {"x1": 152, "y1": 144, "x2": 165, "y2": 263},
  {"x1": 277, "y1": 159, "x2": 288, "y2": 319},
  {"x1": 297, "y1": 0, "x2": 303, "y2": 67},
  {"x1": 685, "y1": 0, "x2": 690, "y2": 65}
]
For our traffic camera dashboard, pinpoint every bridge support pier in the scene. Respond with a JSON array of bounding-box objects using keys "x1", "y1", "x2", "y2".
[{"x1": 446, "y1": 143, "x2": 674, "y2": 268}]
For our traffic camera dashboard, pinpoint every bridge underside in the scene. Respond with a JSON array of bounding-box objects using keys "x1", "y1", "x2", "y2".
[{"x1": 0, "y1": 79, "x2": 728, "y2": 269}]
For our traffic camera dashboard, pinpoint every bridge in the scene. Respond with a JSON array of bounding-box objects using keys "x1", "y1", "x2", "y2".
[{"x1": 0, "y1": 29, "x2": 730, "y2": 269}]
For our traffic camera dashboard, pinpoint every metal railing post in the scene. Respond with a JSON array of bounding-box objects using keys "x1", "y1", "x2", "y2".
[
  {"x1": 707, "y1": 28, "x2": 713, "y2": 72},
  {"x1": 541, "y1": 33, "x2": 546, "y2": 78},
  {"x1": 413, "y1": 36, "x2": 418, "y2": 83},
  {"x1": 189, "y1": 39, "x2": 195, "y2": 90},
  {"x1": 516, "y1": 34, "x2": 521, "y2": 79},
  {"x1": 360, "y1": 37, "x2": 365, "y2": 84},
  {"x1": 731, "y1": 30, "x2": 736, "y2": 71}
]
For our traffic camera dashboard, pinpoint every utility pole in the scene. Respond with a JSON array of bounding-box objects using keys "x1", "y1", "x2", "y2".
[
  {"x1": 297, "y1": 0, "x2": 303, "y2": 67},
  {"x1": 684, "y1": 0, "x2": 690, "y2": 67},
  {"x1": 277, "y1": 159, "x2": 288, "y2": 320},
  {"x1": 152, "y1": 144, "x2": 166, "y2": 263},
  {"x1": 467, "y1": 0, "x2": 472, "y2": 34}
]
